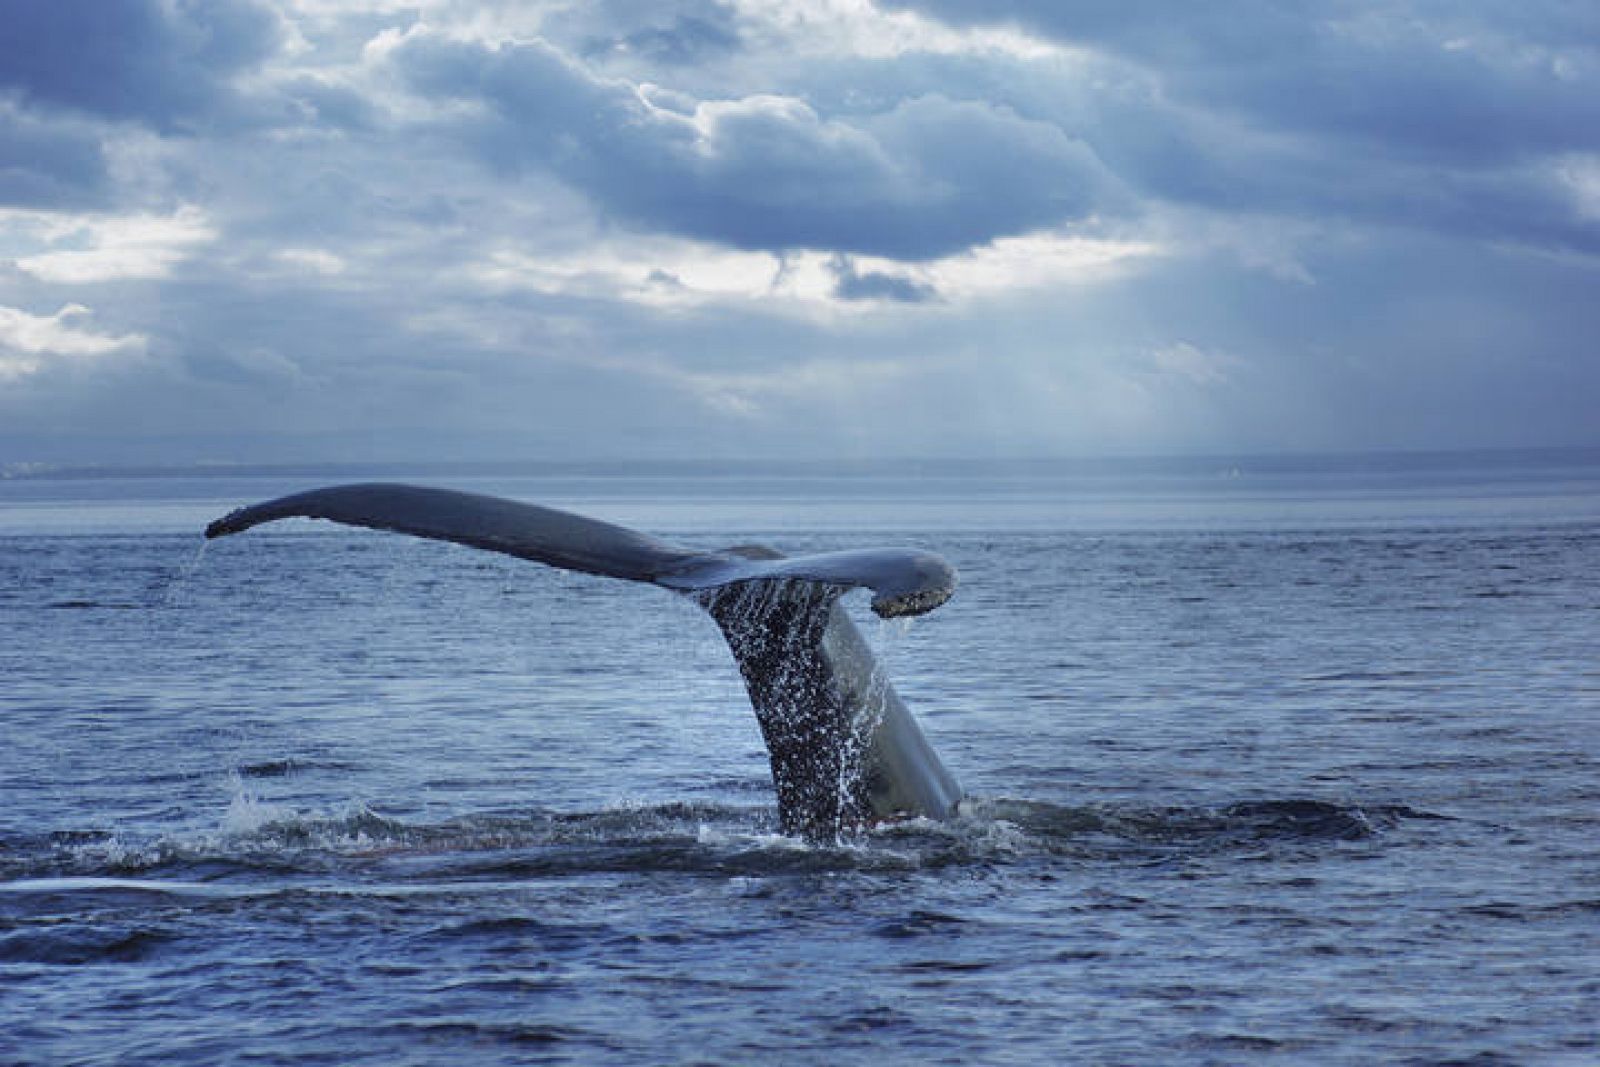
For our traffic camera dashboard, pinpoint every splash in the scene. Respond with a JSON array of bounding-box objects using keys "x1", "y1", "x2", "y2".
[
  {"x1": 155, "y1": 537, "x2": 210, "y2": 607},
  {"x1": 220, "y1": 773, "x2": 296, "y2": 836}
]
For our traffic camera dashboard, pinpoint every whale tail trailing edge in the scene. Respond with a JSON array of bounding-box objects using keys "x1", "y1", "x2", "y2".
[
  {"x1": 204, "y1": 482, "x2": 698, "y2": 583},
  {"x1": 205, "y1": 483, "x2": 961, "y2": 839}
]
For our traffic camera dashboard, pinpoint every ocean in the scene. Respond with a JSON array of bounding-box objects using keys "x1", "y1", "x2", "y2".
[{"x1": 2, "y1": 452, "x2": 1597, "y2": 1064}]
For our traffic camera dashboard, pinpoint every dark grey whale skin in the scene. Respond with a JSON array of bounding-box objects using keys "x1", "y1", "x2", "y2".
[{"x1": 206, "y1": 483, "x2": 961, "y2": 840}]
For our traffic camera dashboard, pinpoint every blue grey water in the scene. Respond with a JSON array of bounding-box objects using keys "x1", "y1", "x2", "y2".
[{"x1": 2, "y1": 454, "x2": 1597, "y2": 1065}]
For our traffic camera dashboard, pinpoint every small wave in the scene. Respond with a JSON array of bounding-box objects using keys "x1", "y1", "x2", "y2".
[
  {"x1": 230, "y1": 757, "x2": 358, "y2": 780},
  {"x1": 895, "y1": 957, "x2": 994, "y2": 974},
  {"x1": 413, "y1": 916, "x2": 616, "y2": 959},
  {"x1": 1105, "y1": 798, "x2": 1414, "y2": 845},
  {"x1": 0, "y1": 876, "x2": 251, "y2": 898},
  {"x1": 1190, "y1": 1033, "x2": 1296, "y2": 1053},
  {"x1": 387, "y1": 1019, "x2": 585, "y2": 1047},
  {"x1": 1211, "y1": 799, "x2": 1385, "y2": 840},
  {"x1": 1302, "y1": 668, "x2": 1443, "y2": 683},
  {"x1": 951, "y1": 796, "x2": 1438, "y2": 857},
  {"x1": 1462, "y1": 898, "x2": 1600, "y2": 922},
  {"x1": 868, "y1": 908, "x2": 969, "y2": 940},
  {"x1": 0, "y1": 923, "x2": 175, "y2": 965},
  {"x1": 236, "y1": 759, "x2": 301, "y2": 779}
]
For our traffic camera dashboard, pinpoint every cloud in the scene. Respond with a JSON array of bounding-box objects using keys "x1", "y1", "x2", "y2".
[
  {"x1": 828, "y1": 254, "x2": 937, "y2": 303},
  {"x1": 0, "y1": 0, "x2": 283, "y2": 129},
  {"x1": 278, "y1": 75, "x2": 380, "y2": 132},
  {"x1": 473, "y1": 240, "x2": 801, "y2": 310},
  {"x1": 10, "y1": 207, "x2": 217, "y2": 283},
  {"x1": 920, "y1": 232, "x2": 1161, "y2": 298},
  {"x1": 2, "y1": 2, "x2": 1598, "y2": 463},
  {"x1": 0, "y1": 303, "x2": 144, "y2": 379},
  {"x1": 885, "y1": 1, "x2": 1600, "y2": 157},
  {"x1": 882, "y1": 1, "x2": 1600, "y2": 255},
  {"x1": 653, "y1": 351, "x2": 915, "y2": 421},
  {"x1": 567, "y1": 1, "x2": 744, "y2": 67},
  {"x1": 1558, "y1": 155, "x2": 1600, "y2": 221},
  {"x1": 271, "y1": 248, "x2": 347, "y2": 276},
  {"x1": 724, "y1": 0, "x2": 1059, "y2": 62},
  {"x1": 0, "y1": 108, "x2": 110, "y2": 208},
  {"x1": 384, "y1": 29, "x2": 1119, "y2": 259},
  {"x1": 463, "y1": 227, "x2": 1153, "y2": 315},
  {"x1": 1144, "y1": 341, "x2": 1238, "y2": 388}
]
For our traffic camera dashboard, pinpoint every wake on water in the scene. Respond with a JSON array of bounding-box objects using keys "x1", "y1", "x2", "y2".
[{"x1": 1, "y1": 771, "x2": 1432, "y2": 893}]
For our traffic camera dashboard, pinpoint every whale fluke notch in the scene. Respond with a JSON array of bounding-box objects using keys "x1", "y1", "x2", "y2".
[{"x1": 205, "y1": 483, "x2": 961, "y2": 839}]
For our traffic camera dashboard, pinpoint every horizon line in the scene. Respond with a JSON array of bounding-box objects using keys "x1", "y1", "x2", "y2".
[{"x1": 6, "y1": 444, "x2": 1600, "y2": 482}]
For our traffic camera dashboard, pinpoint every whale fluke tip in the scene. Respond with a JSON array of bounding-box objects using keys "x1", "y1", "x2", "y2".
[
  {"x1": 872, "y1": 584, "x2": 953, "y2": 619},
  {"x1": 205, "y1": 513, "x2": 242, "y2": 539}
]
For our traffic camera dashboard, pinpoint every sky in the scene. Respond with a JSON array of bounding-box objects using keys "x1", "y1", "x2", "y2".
[{"x1": 1, "y1": 0, "x2": 1597, "y2": 466}]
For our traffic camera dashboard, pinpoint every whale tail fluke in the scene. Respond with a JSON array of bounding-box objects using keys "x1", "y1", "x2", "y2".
[{"x1": 205, "y1": 482, "x2": 961, "y2": 839}]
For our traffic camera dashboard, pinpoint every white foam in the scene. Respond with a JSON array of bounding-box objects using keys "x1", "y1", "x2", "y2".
[{"x1": 220, "y1": 777, "x2": 296, "y2": 835}]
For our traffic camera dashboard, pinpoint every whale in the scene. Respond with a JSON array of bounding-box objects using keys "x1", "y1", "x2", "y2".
[{"x1": 205, "y1": 483, "x2": 962, "y2": 841}]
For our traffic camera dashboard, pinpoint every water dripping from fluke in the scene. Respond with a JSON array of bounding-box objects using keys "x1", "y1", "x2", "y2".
[{"x1": 155, "y1": 537, "x2": 211, "y2": 608}]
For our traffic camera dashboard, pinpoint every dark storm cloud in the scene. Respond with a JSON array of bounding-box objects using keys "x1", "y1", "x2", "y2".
[
  {"x1": 881, "y1": 1, "x2": 1600, "y2": 254},
  {"x1": 1077, "y1": 94, "x2": 1600, "y2": 256},
  {"x1": 388, "y1": 30, "x2": 1118, "y2": 260},
  {"x1": 0, "y1": 109, "x2": 109, "y2": 207},
  {"x1": 890, "y1": 1, "x2": 1600, "y2": 162},
  {"x1": 0, "y1": 0, "x2": 282, "y2": 129}
]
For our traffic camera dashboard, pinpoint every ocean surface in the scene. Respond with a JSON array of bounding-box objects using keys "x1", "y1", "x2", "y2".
[{"x1": 2, "y1": 453, "x2": 1597, "y2": 1065}]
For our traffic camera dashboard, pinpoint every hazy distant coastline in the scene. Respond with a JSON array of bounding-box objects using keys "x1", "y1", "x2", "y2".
[{"x1": 6, "y1": 445, "x2": 1600, "y2": 483}]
